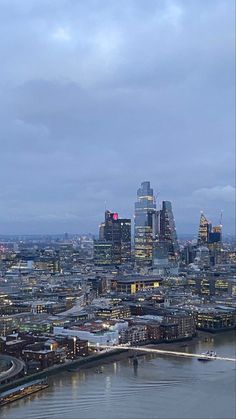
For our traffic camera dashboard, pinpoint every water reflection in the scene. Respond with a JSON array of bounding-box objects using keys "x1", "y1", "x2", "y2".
[
  {"x1": 133, "y1": 364, "x2": 138, "y2": 377},
  {"x1": 1, "y1": 331, "x2": 235, "y2": 419}
]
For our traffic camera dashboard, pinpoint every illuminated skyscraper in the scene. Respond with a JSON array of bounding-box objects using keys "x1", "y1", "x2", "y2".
[
  {"x1": 197, "y1": 211, "x2": 223, "y2": 265},
  {"x1": 208, "y1": 225, "x2": 222, "y2": 265},
  {"x1": 197, "y1": 212, "x2": 211, "y2": 245},
  {"x1": 134, "y1": 181, "x2": 156, "y2": 266},
  {"x1": 159, "y1": 201, "x2": 179, "y2": 261},
  {"x1": 95, "y1": 211, "x2": 131, "y2": 265}
]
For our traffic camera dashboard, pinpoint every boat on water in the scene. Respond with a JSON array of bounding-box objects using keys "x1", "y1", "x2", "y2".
[
  {"x1": 95, "y1": 368, "x2": 103, "y2": 374},
  {"x1": 0, "y1": 378, "x2": 49, "y2": 407},
  {"x1": 198, "y1": 350, "x2": 217, "y2": 362}
]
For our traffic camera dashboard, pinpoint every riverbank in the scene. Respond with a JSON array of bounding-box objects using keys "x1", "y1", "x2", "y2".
[
  {"x1": 0, "y1": 330, "x2": 230, "y2": 394},
  {"x1": 2, "y1": 331, "x2": 235, "y2": 419},
  {"x1": 0, "y1": 348, "x2": 128, "y2": 394},
  {"x1": 147, "y1": 330, "x2": 231, "y2": 352}
]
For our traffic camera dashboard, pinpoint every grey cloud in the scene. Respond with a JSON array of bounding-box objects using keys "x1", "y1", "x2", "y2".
[{"x1": 0, "y1": 0, "x2": 234, "y2": 234}]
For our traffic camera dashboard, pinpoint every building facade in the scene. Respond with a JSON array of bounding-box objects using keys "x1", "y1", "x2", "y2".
[
  {"x1": 134, "y1": 181, "x2": 156, "y2": 267},
  {"x1": 197, "y1": 212, "x2": 211, "y2": 245},
  {"x1": 95, "y1": 211, "x2": 131, "y2": 265}
]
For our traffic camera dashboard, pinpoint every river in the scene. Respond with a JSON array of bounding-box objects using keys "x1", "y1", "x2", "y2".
[{"x1": 1, "y1": 331, "x2": 236, "y2": 419}]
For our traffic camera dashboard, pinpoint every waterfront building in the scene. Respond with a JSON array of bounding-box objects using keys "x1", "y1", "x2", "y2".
[
  {"x1": 53, "y1": 326, "x2": 119, "y2": 346},
  {"x1": 134, "y1": 181, "x2": 157, "y2": 267},
  {"x1": 66, "y1": 337, "x2": 89, "y2": 359},
  {"x1": 119, "y1": 325, "x2": 148, "y2": 345},
  {"x1": 195, "y1": 307, "x2": 236, "y2": 332}
]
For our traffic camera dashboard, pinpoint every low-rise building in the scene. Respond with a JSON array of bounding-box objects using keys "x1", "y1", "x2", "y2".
[
  {"x1": 111, "y1": 275, "x2": 162, "y2": 294},
  {"x1": 195, "y1": 306, "x2": 236, "y2": 332},
  {"x1": 53, "y1": 324, "x2": 119, "y2": 346},
  {"x1": 119, "y1": 325, "x2": 148, "y2": 345}
]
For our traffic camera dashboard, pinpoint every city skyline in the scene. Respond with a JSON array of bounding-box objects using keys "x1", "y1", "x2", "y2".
[
  {"x1": 0, "y1": 2, "x2": 235, "y2": 419},
  {"x1": 0, "y1": 183, "x2": 234, "y2": 236},
  {"x1": 0, "y1": 0, "x2": 235, "y2": 235}
]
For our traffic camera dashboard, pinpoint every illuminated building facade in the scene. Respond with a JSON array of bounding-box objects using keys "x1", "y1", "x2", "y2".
[
  {"x1": 196, "y1": 308, "x2": 236, "y2": 331},
  {"x1": 134, "y1": 181, "x2": 156, "y2": 266},
  {"x1": 197, "y1": 212, "x2": 223, "y2": 265},
  {"x1": 111, "y1": 275, "x2": 162, "y2": 294},
  {"x1": 94, "y1": 241, "x2": 113, "y2": 265},
  {"x1": 197, "y1": 212, "x2": 211, "y2": 245},
  {"x1": 95, "y1": 211, "x2": 131, "y2": 265}
]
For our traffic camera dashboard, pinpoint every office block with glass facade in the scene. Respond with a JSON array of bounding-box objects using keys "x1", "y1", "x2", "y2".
[
  {"x1": 134, "y1": 181, "x2": 156, "y2": 266},
  {"x1": 159, "y1": 200, "x2": 179, "y2": 261},
  {"x1": 95, "y1": 211, "x2": 131, "y2": 265}
]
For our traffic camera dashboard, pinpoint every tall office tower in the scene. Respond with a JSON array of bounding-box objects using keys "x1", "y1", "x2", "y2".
[
  {"x1": 119, "y1": 218, "x2": 132, "y2": 263},
  {"x1": 99, "y1": 222, "x2": 105, "y2": 240},
  {"x1": 197, "y1": 212, "x2": 211, "y2": 245},
  {"x1": 159, "y1": 201, "x2": 179, "y2": 260},
  {"x1": 94, "y1": 240, "x2": 113, "y2": 265},
  {"x1": 95, "y1": 210, "x2": 131, "y2": 265},
  {"x1": 208, "y1": 225, "x2": 222, "y2": 265},
  {"x1": 134, "y1": 181, "x2": 157, "y2": 266}
]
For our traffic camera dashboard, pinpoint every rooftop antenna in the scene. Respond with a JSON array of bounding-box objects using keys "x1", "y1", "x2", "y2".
[
  {"x1": 219, "y1": 210, "x2": 223, "y2": 227},
  {"x1": 154, "y1": 191, "x2": 160, "y2": 204}
]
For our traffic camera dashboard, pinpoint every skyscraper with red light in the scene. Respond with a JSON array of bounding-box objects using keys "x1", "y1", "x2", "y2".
[{"x1": 95, "y1": 210, "x2": 131, "y2": 265}]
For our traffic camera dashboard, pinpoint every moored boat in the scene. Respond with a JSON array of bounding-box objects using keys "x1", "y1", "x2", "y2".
[{"x1": 0, "y1": 379, "x2": 49, "y2": 407}]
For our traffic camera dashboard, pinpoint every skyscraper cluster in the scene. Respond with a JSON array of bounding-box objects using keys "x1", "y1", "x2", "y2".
[
  {"x1": 94, "y1": 181, "x2": 179, "y2": 271},
  {"x1": 94, "y1": 210, "x2": 131, "y2": 266},
  {"x1": 134, "y1": 181, "x2": 179, "y2": 272},
  {"x1": 197, "y1": 212, "x2": 222, "y2": 265}
]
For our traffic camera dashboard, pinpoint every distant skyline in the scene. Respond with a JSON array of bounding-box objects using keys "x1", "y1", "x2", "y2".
[{"x1": 0, "y1": 0, "x2": 235, "y2": 235}]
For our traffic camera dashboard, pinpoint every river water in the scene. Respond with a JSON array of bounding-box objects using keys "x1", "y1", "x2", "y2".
[{"x1": 1, "y1": 331, "x2": 236, "y2": 419}]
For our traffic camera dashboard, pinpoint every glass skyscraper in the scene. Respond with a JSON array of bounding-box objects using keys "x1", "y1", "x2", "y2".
[
  {"x1": 159, "y1": 200, "x2": 179, "y2": 261},
  {"x1": 95, "y1": 210, "x2": 131, "y2": 265},
  {"x1": 134, "y1": 181, "x2": 156, "y2": 266},
  {"x1": 197, "y1": 212, "x2": 211, "y2": 245}
]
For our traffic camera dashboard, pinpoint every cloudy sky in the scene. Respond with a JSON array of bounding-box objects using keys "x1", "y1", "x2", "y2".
[{"x1": 0, "y1": 0, "x2": 235, "y2": 235}]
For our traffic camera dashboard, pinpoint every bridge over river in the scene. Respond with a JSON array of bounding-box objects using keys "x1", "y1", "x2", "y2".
[{"x1": 93, "y1": 344, "x2": 236, "y2": 362}]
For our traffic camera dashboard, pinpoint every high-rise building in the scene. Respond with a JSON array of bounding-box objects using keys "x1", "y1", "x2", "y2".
[
  {"x1": 197, "y1": 212, "x2": 211, "y2": 245},
  {"x1": 95, "y1": 211, "x2": 131, "y2": 265},
  {"x1": 159, "y1": 201, "x2": 179, "y2": 261},
  {"x1": 93, "y1": 241, "x2": 113, "y2": 266},
  {"x1": 208, "y1": 225, "x2": 222, "y2": 265},
  {"x1": 209, "y1": 225, "x2": 222, "y2": 243},
  {"x1": 197, "y1": 211, "x2": 223, "y2": 265},
  {"x1": 134, "y1": 181, "x2": 156, "y2": 266}
]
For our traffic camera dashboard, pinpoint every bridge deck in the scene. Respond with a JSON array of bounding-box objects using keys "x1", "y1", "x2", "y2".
[{"x1": 93, "y1": 345, "x2": 236, "y2": 362}]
